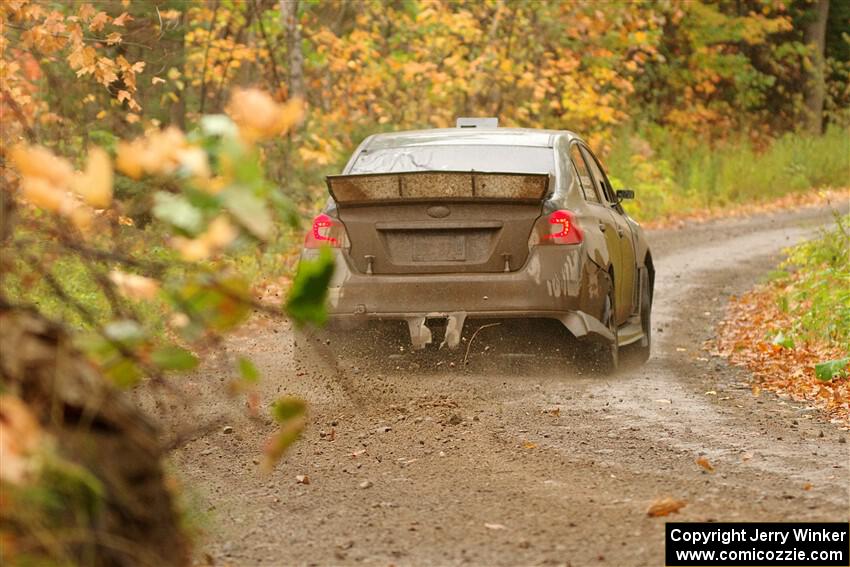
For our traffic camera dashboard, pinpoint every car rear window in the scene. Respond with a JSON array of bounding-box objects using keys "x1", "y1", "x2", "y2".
[{"x1": 350, "y1": 145, "x2": 555, "y2": 175}]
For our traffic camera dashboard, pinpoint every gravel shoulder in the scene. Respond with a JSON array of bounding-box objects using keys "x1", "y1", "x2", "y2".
[{"x1": 152, "y1": 204, "x2": 850, "y2": 567}]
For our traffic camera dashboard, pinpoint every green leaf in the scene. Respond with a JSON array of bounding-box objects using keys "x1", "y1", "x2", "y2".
[
  {"x1": 200, "y1": 114, "x2": 239, "y2": 139},
  {"x1": 814, "y1": 358, "x2": 850, "y2": 382},
  {"x1": 103, "y1": 319, "x2": 145, "y2": 345},
  {"x1": 270, "y1": 396, "x2": 307, "y2": 423},
  {"x1": 174, "y1": 274, "x2": 252, "y2": 332},
  {"x1": 286, "y1": 247, "x2": 335, "y2": 326},
  {"x1": 104, "y1": 357, "x2": 141, "y2": 388},
  {"x1": 771, "y1": 331, "x2": 794, "y2": 349},
  {"x1": 152, "y1": 345, "x2": 199, "y2": 371},
  {"x1": 238, "y1": 357, "x2": 260, "y2": 383},
  {"x1": 221, "y1": 188, "x2": 273, "y2": 240},
  {"x1": 153, "y1": 191, "x2": 203, "y2": 234}
]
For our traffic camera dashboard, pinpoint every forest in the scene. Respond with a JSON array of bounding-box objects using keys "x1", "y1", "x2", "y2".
[{"x1": 0, "y1": 1, "x2": 848, "y2": 566}]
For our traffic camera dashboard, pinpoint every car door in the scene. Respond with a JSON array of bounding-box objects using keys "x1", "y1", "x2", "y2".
[
  {"x1": 579, "y1": 145, "x2": 636, "y2": 322},
  {"x1": 568, "y1": 143, "x2": 622, "y2": 313}
]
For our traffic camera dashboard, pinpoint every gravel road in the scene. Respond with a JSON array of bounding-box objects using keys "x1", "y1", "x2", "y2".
[{"x1": 158, "y1": 204, "x2": 850, "y2": 567}]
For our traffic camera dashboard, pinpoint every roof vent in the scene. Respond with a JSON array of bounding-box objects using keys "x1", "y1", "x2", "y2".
[{"x1": 456, "y1": 117, "x2": 498, "y2": 128}]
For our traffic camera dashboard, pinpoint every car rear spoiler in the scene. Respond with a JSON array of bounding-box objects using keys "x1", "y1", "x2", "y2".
[{"x1": 326, "y1": 170, "x2": 550, "y2": 205}]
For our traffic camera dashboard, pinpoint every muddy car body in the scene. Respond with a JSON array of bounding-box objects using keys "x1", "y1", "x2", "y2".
[{"x1": 300, "y1": 125, "x2": 654, "y2": 369}]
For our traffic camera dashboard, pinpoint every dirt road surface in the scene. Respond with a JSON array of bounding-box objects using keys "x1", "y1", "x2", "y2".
[{"x1": 153, "y1": 204, "x2": 850, "y2": 567}]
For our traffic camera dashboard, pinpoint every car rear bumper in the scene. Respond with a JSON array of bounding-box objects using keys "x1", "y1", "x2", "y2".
[{"x1": 301, "y1": 246, "x2": 612, "y2": 348}]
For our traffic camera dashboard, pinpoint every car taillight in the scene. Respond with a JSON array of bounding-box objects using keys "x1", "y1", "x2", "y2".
[
  {"x1": 531, "y1": 209, "x2": 583, "y2": 246},
  {"x1": 304, "y1": 213, "x2": 347, "y2": 248}
]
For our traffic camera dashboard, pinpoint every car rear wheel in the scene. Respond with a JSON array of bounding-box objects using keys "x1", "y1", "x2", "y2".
[
  {"x1": 623, "y1": 268, "x2": 652, "y2": 364},
  {"x1": 589, "y1": 283, "x2": 619, "y2": 374}
]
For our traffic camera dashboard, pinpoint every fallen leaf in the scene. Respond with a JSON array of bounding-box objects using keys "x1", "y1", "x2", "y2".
[
  {"x1": 803, "y1": 482, "x2": 813, "y2": 491},
  {"x1": 696, "y1": 455, "x2": 715, "y2": 473},
  {"x1": 647, "y1": 497, "x2": 687, "y2": 517},
  {"x1": 111, "y1": 11, "x2": 133, "y2": 26},
  {"x1": 522, "y1": 441, "x2": 537, "y2": 449}
]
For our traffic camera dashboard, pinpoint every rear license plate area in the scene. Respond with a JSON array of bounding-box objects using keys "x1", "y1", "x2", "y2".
[{"x1": 412, "y1": 234, "x2": 466, "y2": 262}]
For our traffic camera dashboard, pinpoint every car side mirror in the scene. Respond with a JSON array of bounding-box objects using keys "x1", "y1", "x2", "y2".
[{"x1": 616, "y1": 189, "x2": 635, "y2": 202}]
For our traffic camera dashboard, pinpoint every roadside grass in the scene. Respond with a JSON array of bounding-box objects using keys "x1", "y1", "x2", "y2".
[
  {"x1": 777, "y1": 212, "x2": 850, "y2": 348},
  {"x1": 635, "y1": 188, "x2": 846, "y2": 230},
  {"x1": 2, "y1": 228, "x2": 171, "y2": 333},
  {"x1": 714, "y1": 213, "x2": 850, "y2": 425},
  {"x1": 612, "y1": 127, "x2": 850, "y2": 223}
]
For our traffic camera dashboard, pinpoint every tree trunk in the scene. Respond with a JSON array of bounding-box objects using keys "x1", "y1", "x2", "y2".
[
  {"x1": 804, "y1": 0, "x2": 830, "y2": 134},
  {"x1": 0, "y1": 305, "x2": 190, "y2": 567},
  {"x1": 280, "y1": 0, "x2": 305, "y2": 100}
]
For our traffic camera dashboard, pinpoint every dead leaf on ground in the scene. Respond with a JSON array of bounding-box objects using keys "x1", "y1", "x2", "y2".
[
  {"x1": 647, "y1": 497, "x2": 687, "y2": 517},
  {"x1": 803, "y1": 482, "x2": 813, "y2": 491},
  {"x1": 522, "y1": 441, "x2": 537, "y2": 449},
  {"x1": 696, "y1": 455, "x2": 715, "y2": 473}
]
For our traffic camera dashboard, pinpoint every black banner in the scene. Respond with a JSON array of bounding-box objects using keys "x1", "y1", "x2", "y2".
[{"x1": 666, "y1": 523, "x2": 849, "y2": 566}]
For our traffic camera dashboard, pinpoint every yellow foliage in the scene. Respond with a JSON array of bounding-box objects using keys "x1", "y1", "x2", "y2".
[
  {"x1": 171, "y1": 216, "x2": 239, "y2": 261},
  {"x1": 19, "y1": 176, "x2": 70, "y2": 213},
  {"x1": 115, "y1": 127, "x2": 187, "y2": 179},
  {"x1": 68, "y1": 205, "x2": 94, "y2": 233},
  {"x1": 204, "y1": 216, "x2": 238, "y2": 249},
  {"x1": 172, "y1": 236, "x2": 211, "y2": 262},
  {"x1": 10, "y1": 144, "x2": 74, "y2": 190},
  {"x1": 227, "y1": 88, "x2": 304, "y2": 142},
  {"x1": 72, "y1": 146, "x2": 113, "y2": 208},
  {"x1": 108, "y1": 270, "x2": 160, "y2": 301}
]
